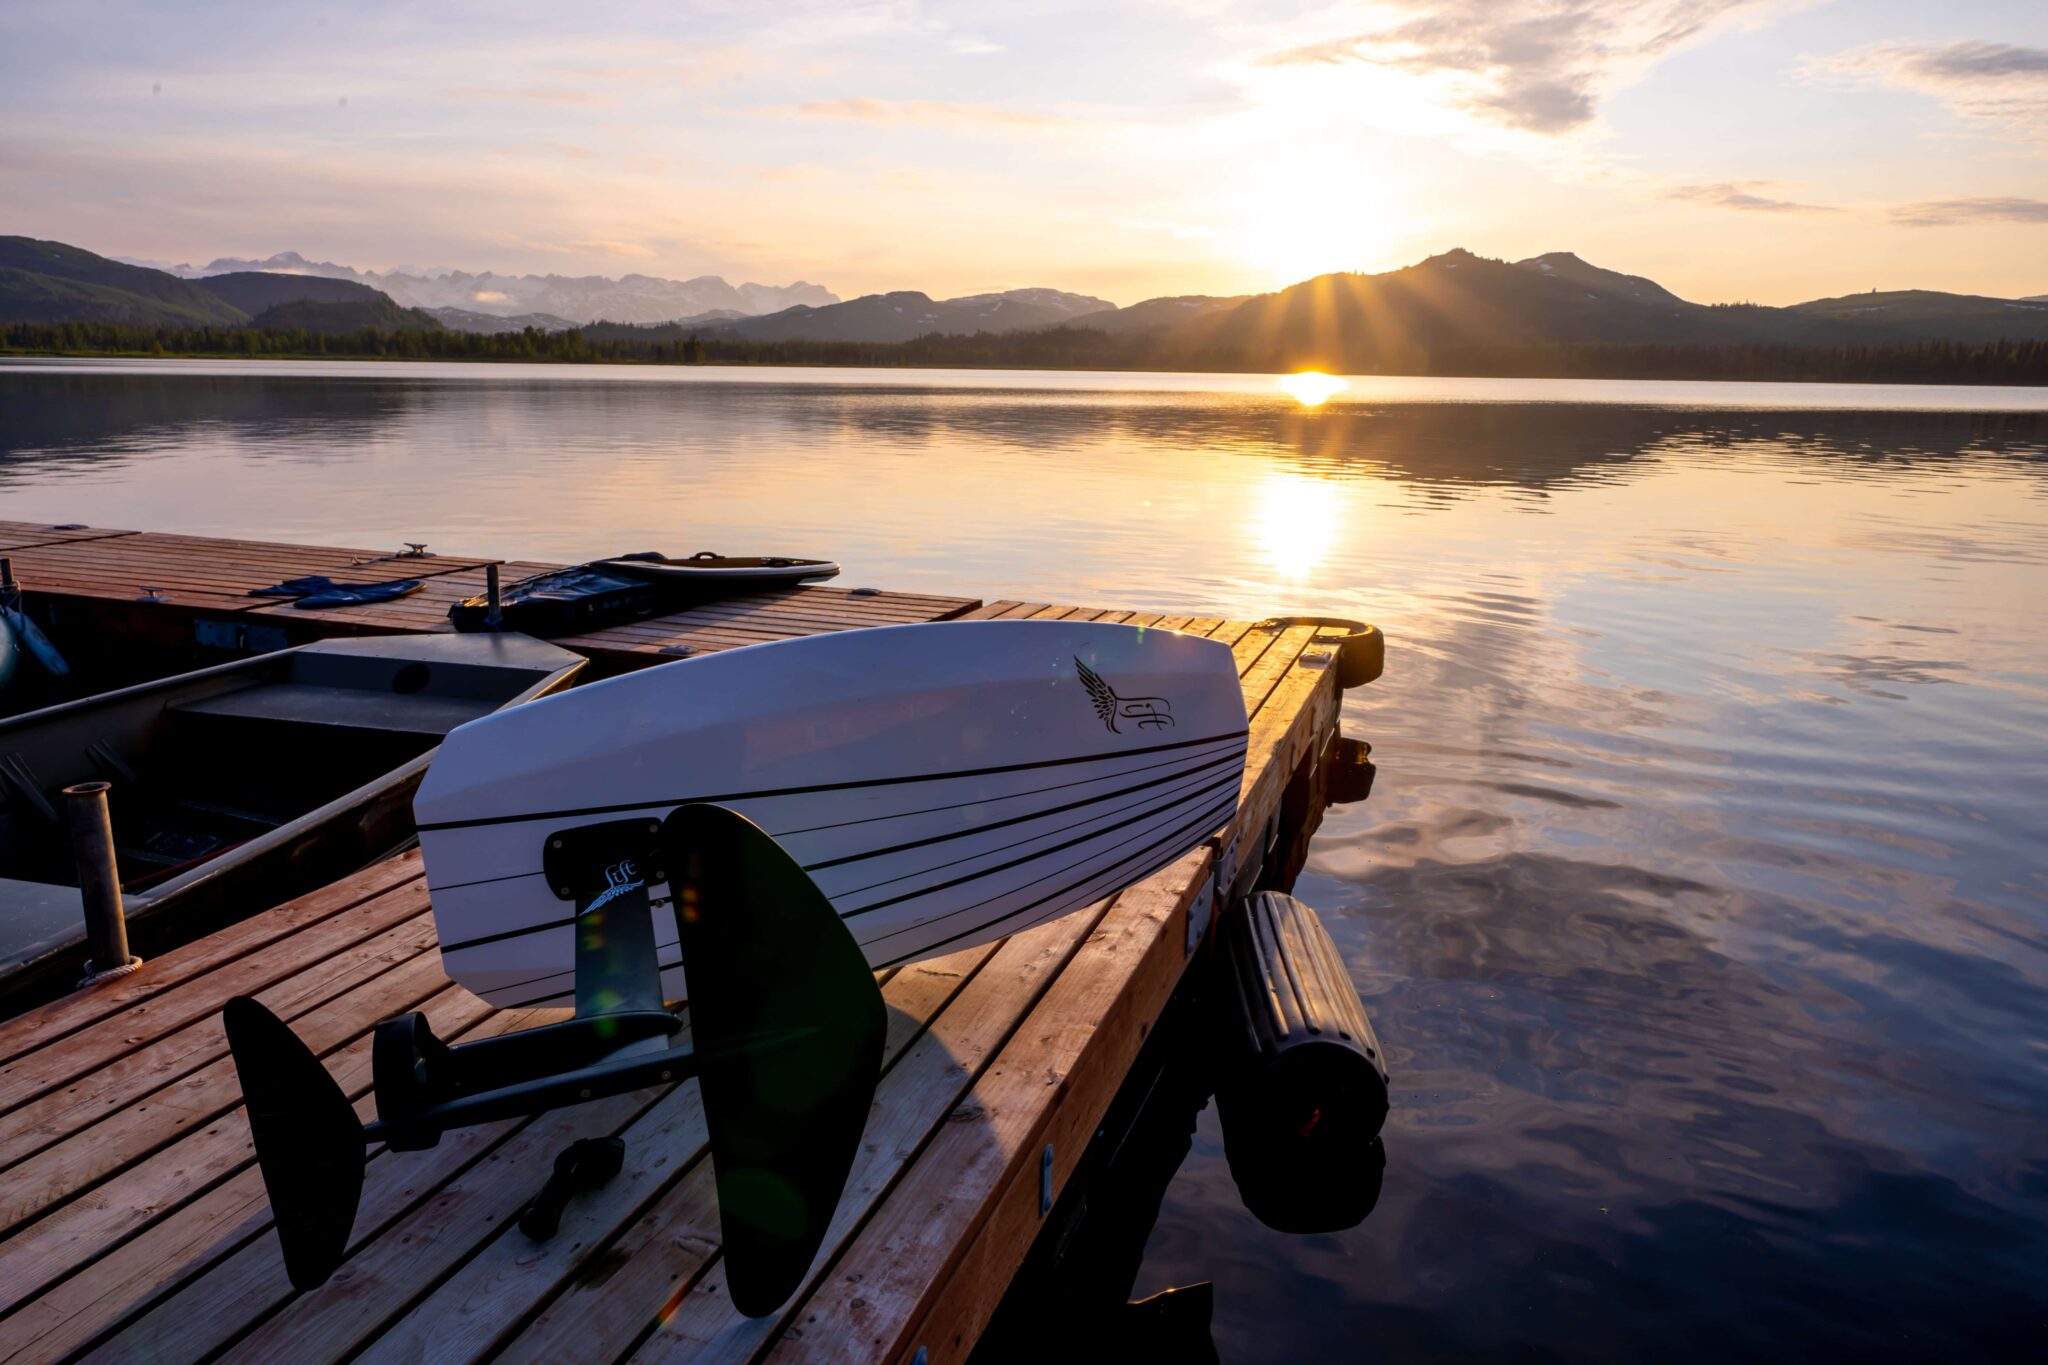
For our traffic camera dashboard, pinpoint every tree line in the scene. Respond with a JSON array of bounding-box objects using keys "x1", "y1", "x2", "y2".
[{"x1": 5, "y1": 319, "x2": 2045, "y2": 386}]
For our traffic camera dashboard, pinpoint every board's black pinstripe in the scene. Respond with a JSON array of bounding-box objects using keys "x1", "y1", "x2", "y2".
[
  {"x1": 807, "y1": 747, "x2": 1242, "y2": 873},
  {"x1": 822, "y1": 765, "x2": 1237, "y2": 902},
  {"x1": 840, "y1": 769, "x2": 1242, "y2": 918},
  {"x1": 871, "y1": 794, "x2": 1238, "y2": 967},
  {"x1": 416, "y1": 727, "x2": 1248, "y2": 834},
  {"x1": 436, "y1": 754, "x2": 1242, "y2": 954},
  {"x1": 426, "y1": 739, "x2": 1242, "y2": 897}
]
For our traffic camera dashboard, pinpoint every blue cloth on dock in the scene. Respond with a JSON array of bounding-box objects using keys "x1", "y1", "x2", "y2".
[{"x1": 248, "y1": 575, "x2": 426, "y2": 609}]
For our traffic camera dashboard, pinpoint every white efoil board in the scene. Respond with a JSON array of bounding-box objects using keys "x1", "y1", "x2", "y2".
[{"x1": 415, "y1": 620, "x2": 1250, "y2": 1008}]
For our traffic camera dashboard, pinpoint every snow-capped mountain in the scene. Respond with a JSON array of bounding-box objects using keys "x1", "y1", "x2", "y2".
[{"x1": 122, "y1": 251, "x2": 837, "y2": 325}]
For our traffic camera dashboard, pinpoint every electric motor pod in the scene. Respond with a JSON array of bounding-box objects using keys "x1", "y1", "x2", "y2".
[
  {"x1": 1260, "y1": 617, "x2": 1384, "y2": 689},
  {"x1": 1213, "y1": 891, "x2": 1390, "y2": 1234}
]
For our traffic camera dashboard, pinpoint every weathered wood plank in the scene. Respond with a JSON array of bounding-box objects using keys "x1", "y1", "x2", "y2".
[
  {"x1": 0, "y1": 911, "x2": 438, "y2": 1174},
  {"x1": 0, "y1": 867, "x2": 429, "y2": 1106},
  {"x1": 566, "y1": 593, "x2": 979, "y2": 644},
  {"x1": 884, "y1": 862, "x2": 1211, "y2": 1365},
  {"x1": 221, "y1": 964, "x2": 883, "y2": 1363},
  {"x1": 0, "y1": 852, "x2": 425, "y2": 1071},
  {"x1": 763, "y1": 848, "x2": 1211, "y2": 1365},
  {"x1": 65, "y1": 1001, "x2": 564, "y2": 1365},
  {"x1": 1238, "y1": 624, "x2": 1319, "y2": 721},
  {"x1": 0, "y1": 939, "x2": 447, "y2": 1241},
  {"x1": 0, "y1": 978, "x2": 490, "y2": 1322},
  {"x1": 216, "y1": 1087, "x2": 669, "y2": 1365},
  {"x1": 0, "y1": 524, "x2": 137, "y2": 552},
  {"x1": 539, "y1": 911, "x2": 1103, "y2": 1365},
  {"x1": 558, "y1": 589, "x2": 983, "y2": 668},
  {"x1": 1, "y1": 537, "x2": 484, "y2": 602},
  {"x1": 3, "y1": 574, "x2": 268, "y2": 612},
  {"x1": 88, "y1": 531, "x2": 491, "y2": 575},
  {"x1": 5, "y1": 996, "x2": 532, "y2": 1365},
  {"x1": 488, "y1": 947, "x2": 1002, "y2": 1364},
  {"x1": 339, "y1": 957, "x2": 977, "y2": 1364},
  {"x1": 953, "y1": 600, "x2": 1032, "y2": 621}
]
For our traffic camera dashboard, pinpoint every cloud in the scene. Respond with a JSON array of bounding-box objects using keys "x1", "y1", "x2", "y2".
[
  {"x1": 1254, "y1": 1, "x2": 1791, "y2": 135},
  {"x1": 439, "y1": 86, "x2": 614, "y2": 107},
  {"x1": 1887, "y1": 196, "x2": 2048, "y2": 227},
  {"x1": 1664, "y1": 180, "x2": 1838, "y2": 213},
  {"x1": 789, "y1": 98, "x2": 1085, "y2": 132},
  {"x1": 1809, "y1": 41, "x2": 2048, "y2": 142},
  {"x1": 1898, "y1": 42, "x2": 2048, "y2": 81},
  {"x1": 569, "y1": 239, "x2": 657, "y2": 257}
]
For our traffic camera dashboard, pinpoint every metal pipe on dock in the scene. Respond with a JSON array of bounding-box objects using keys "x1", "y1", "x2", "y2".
[
  {"x1": 484, "y1": 563, "x2": 504, "y2": 630},
  {"x1": 65, "y1": 781, "x2": 141, "y2": 984}
]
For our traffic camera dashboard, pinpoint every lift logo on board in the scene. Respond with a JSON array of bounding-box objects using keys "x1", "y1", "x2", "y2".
[
  {"x1": 1075, "y1": 657, "x2": 1175, "y2": 734},
  {"x1": 582, "y1": 859, "x2": 645, "y2": 916}
]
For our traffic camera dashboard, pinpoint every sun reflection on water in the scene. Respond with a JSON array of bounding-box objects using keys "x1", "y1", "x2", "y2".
[
  {"x1": 1252, "y1": 471, "x2": 1341, "y2": 579},
  {"x1": 1277, "y1": 370, "x2": 1348, "y2": 407}
]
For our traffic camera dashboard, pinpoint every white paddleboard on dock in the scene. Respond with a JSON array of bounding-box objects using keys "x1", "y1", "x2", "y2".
[{"x1": 416, "y1": 620, "x2": 1250, "y2": 1007}]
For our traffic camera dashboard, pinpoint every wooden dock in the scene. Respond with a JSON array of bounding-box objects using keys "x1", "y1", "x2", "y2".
[
  {"x1": 0, "y1": 521, "x2": 982, "y2": 680},
  {"x1": 0, "y1": 521, "x2": 1352, "y2": 1363}
]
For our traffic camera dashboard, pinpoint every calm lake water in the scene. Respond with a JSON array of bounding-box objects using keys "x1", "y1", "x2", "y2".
[{"x1": 4, "y1": 359, "x2": 2046, "y2": 1360}]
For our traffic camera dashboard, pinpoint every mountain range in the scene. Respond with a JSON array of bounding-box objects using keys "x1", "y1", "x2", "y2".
[
  {"x1": 10, "y1": 236, "x2": 2048, "y2": 360},
  {"x1": 703, "y1": 287, "x2": 1114, "y2": 343},
  {"x1": 0, "y1": 238, "x2": 443, "y2": 332},
  {"x1": 1067, "y1": 250, "x2": 2048, "y2": 369},
  {"x1": 120, "y1": 250, "x2": 837, "y2": 327}
]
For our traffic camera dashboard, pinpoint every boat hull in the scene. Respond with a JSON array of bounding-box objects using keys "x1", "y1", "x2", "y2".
[{"x1": 0, "y1": 633, "x2": 584, "y2": 1013}]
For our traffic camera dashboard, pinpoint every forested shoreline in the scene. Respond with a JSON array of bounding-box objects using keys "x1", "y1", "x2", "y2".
[{"x1": 4, "y1": 320, "x2": 2044, "y2": 386}]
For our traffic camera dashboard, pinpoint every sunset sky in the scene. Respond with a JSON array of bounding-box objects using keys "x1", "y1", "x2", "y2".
[{"x1": 3, "y1": 0, "x2": 2044, "y2": 305}]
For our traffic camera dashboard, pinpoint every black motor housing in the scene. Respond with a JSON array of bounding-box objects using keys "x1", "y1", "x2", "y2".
[{"x1": 1214, "y1": 891, "x2": 1389, "y2": 1233}]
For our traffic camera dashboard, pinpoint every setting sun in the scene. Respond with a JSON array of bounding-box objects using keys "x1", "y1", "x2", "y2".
[{"x1": 1278, "y1": 371, "x2": 1348, "y2": 407}]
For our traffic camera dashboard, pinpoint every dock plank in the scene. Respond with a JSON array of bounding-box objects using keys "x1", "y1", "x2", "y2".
[
  {"x1": 489, "y1": 947, "x2": 1003, "y2": 1365},
  {"x1": 0, "y1": 858, "x2": 428, "y2": 1102},
  {"x1": 774, "y1": 851, "x2": 1210, "y2": 1365},
  {"x1": 74, "y1": 1001, "x2": 571, "y2": 1364},
  {"x1": 0, "y1": 944, "x2": 446, "y2": 1275},
  {"x1": 0, "y1": 534, "x2": 486, "y2": 608},
  {"x1": 344, "y1": 945, "x2": 1003, "y2": 1365},
  {"x1": 633, "y1": 905, "x2": 1126, "y2": 1365},
  {"x1": 0, "y1": 978, "x2": 485, "y2": 1324},
  {"x1": 560, "y1": 587, "x2": 983, "y2": 669},
  {"x1": 0, "y1": 912, "x2": 439, "y2": 1174},
  {"x1": 0, "y1": 851, "x2": 424, "y2": 1072},
  {"x1": 0, "y1": 524, "x2": 137, "y2": 553}
]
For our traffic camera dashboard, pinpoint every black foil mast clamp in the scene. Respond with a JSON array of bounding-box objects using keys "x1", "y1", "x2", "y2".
[{"x1": 222, "y1": 803, "x2": 887, "y2": 1318}]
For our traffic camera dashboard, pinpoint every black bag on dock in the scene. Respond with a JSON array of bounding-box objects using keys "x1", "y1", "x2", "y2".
[{"x1": 448, "y1": 565, "x2": 663, "y2": 637}]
